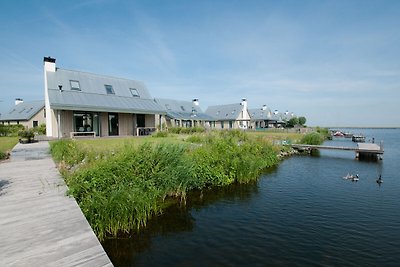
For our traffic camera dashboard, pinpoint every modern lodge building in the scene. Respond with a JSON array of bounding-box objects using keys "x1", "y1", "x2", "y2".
[
  {"x1": 154, "y1": 98, "x2": 214, "y2": 128},
  {"x1": 43, "y1": 57, "x2": 165, "y2": 138},
  {"x1": 0, "y1": 99, "x2": 45, "y2": 128},
  {"x1": 205, "y1": 99, "x2": 251, "y2": 130}
]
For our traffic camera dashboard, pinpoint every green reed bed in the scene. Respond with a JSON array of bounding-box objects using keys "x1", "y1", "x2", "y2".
[
  {"x1": 50, "y1": 130, "x2": 279, "y2": 240},
  {"x1": 299, "y1": 132, "x2": 326, "y2": 145}
]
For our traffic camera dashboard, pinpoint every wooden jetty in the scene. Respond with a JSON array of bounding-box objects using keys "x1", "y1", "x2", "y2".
[
  {"x1": 292, "y1": 142, "x2": 384, "y2": 160},
  {"x1": 0, "y1": 142, "x2": 113, "y2": 266}
]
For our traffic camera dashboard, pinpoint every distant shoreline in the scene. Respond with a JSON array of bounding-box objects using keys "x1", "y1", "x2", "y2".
[{"x1": 323, "y1": 127, "x2": 400, "y2": 129}]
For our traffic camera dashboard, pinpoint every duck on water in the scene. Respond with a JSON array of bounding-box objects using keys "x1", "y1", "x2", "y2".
[{"x1": 343, "y1": 173, "x2": 359, "y2": 182}]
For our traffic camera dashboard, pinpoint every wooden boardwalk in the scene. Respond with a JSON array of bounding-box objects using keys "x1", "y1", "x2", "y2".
[
  {"x1": 0, "y1": 142, "x2": 113, "y2": 266},
  {"x1": 292, "y1": 143, "x2": 384, "y2": 159}
]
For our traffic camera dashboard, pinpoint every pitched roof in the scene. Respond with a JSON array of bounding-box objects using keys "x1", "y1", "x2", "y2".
[
  {"x1": 155, "y1": 98, "x2": 213, "y2": 120},
  {"x1": 205, "y1": 103, "x2": 245, "y2": 120},
  {"x1": 0, "y1": 100, "x2": 44, "y2": 121},
  {"x1": 281, "y1": 112, "x2": 295, "y2": 121},
  {"x1": 248, "y1": 107, "x2": 273, "y2": 120},
  {"x1": 46, "y1": 68, "x2": 165, "y2": 114}
]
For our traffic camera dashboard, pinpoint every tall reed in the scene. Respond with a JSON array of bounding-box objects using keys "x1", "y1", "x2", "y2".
[{"x1": 51, "y1": 131, "x2": 280, "y2": 240}]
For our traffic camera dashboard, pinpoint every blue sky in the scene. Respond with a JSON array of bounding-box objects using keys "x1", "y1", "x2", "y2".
[{"x1": 0, "y1": 0, "x2": 399, "y2": 127}]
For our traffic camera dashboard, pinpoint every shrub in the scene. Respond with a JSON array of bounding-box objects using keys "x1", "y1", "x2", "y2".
[
  {"x1": 168, "y1": 126, "x2": 205, "y2": 134},
  {"x1": 185, "y1": 134, "x2": 203, "y2": 143},
  {"x1": 37, "y1": 123, "x2": 46, "y2": 135},
  {"x1": 0, "y1": 125, "x2": 8, "y2": 136},
  {"x1": 300, "y1": 132, "x2": 325, "y2": 145},
  {"x1": 168, "y1": 127, "x2": 182, "y2": 134},
  {"x1": 0, "y1": 125, "x2": 24, "y2": 137},
  {"x1": 152, "y1": 131, "x2": 169, "y2": 138},
  {"x1": 18, "y1": 129, "x2": 35, "y2": 143}
]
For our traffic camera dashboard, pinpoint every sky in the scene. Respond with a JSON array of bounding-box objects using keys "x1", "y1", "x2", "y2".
[{"x1": 0, "y1": 0, "x2": 399, "y2": 127}]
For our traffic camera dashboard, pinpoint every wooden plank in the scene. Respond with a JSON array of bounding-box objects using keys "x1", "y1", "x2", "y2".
[{"x1": 0, "y1": 142, "x2": 113, "y2": 266}]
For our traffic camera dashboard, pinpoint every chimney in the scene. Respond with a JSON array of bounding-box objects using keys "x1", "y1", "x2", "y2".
[
  {"x1": 192, "y1": 98, "x2": 199, "y2": 106},
  {"x1": 274, "y1": 109, "x2": 278, "y2": 115},
  {"x1": 241, "y1": 98, "x2": 247, "y2": 109},
  {"x1": 15, "y1": 98, "x2": 24, "y2": 105},
  {"x1": 44, "y1": 56, "x2": 56, "y2": 72},
  {"x1": 261, "y1": 104, "x2": 267, "y2": 111}
]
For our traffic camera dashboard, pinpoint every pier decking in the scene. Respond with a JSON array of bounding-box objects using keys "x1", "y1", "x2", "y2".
[
  {"x1": 292, "y1": 142, "x2": 384, "y2": 159},
  {"x1": 0, "y1": 142, "x2": 112, "y2": 266}
]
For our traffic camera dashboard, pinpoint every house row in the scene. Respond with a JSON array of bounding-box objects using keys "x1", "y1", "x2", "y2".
[{"x1": 0, "y1": 57, "x2": 297, "y2": 138}]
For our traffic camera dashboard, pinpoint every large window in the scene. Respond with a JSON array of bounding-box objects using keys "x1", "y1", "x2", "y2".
[
  {"x1": 73, "y1": 112, "x2": 100, "y2": 136},
  {"x1": 105, "y1": 85, "x2": 115, "y2": 95}
]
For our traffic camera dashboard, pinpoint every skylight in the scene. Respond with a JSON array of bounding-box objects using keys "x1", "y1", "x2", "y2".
[
  {"x1": 130, "y1": 88, "x2": 139, "y2": 97},
  {"x1": 105, "y1": 85, "x2": 115, "y2": 95},
  {"x1": 70, "y1": 80, "x2": 81, "y2": 91}
]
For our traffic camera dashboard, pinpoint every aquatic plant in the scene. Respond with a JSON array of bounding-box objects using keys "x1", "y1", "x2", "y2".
[{"x1": 51, "y1": 131, "x2": 280, "y2": 240}]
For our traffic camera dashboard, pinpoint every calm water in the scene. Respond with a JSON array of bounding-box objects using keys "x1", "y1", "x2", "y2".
[{"x1": 103, "y1": 128, "x2": 400, "y2": 266}]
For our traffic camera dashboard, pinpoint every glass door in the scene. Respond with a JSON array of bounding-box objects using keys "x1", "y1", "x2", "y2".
[{"x1": 108, "y1": 113, "x2": 119, "y2": 136}]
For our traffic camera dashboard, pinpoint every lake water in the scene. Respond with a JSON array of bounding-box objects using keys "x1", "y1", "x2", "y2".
[{"x1": 102, "y1": 128, "x2": 400, "y2": 266}]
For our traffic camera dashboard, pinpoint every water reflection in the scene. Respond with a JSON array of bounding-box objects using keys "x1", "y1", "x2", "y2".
[{"x1": 102, "y1": 181, "x2": 260, "y2": 266}]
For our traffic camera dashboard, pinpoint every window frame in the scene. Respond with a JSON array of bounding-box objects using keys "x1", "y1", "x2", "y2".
[
  {"x1": 130, "y1": 88, "x2": 140, "y2": 97},
  {"x1": 105, "y1": 84, "x2": 115, "y2": 95},
  {"x1": 70, "y1": 80, "x2": 81, "y2": 91}
]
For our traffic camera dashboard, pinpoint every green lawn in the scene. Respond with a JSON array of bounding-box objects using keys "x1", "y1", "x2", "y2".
[
  {"x1": 0, "y1": 137, "x2": 19, "y2": 156},
  {"x1": 54, "y1": 134, "x2": 188, "y2": 154}
]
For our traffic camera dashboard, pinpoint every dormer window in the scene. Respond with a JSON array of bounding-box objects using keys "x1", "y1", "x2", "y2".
[
  {"x1": 70, "y1": 80, "x2": 81, "y2": 91},
  {"x1": 130, "y1": 88, "x2": 140, "y2": 97},
  {"x1": 105, "y1": 85, "x2": 115, "y2": 95}
]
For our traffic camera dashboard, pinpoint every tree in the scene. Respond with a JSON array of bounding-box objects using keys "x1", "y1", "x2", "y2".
[
  {"x1": 298, "y1": 116, "x2": 306, "y2": 126},
  {"x1": 287, "y1": 117, "x2": 299, "y2": 128}
]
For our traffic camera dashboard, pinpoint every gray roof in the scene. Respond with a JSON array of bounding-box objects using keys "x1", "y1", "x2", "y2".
[
  {"x1": 248, "y1": 107, "x2": 273, "y2": 121},
  {"x1": 281, "y1": 112, "x2": 295, "y2": 121},
  {"x1": 46, "y1": 68, "x2": 165, "y2": 114},
  {"x1": 205, "y1": 103, "x2": 245, "y2": 121},
  {"x1": 0, "y1": 101, "x2": 44, "y2": 121},
  {"x1": 155, "y1": 98, "x2": 214, "y2": 121}
]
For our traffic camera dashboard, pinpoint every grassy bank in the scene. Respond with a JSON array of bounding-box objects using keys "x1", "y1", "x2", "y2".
[
  {"x1": 51, "y1": 130, "x2": 302, "y2": 240},
  {"x1": 0, "y1": 137, "x2": 19, "y2": 160}
]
